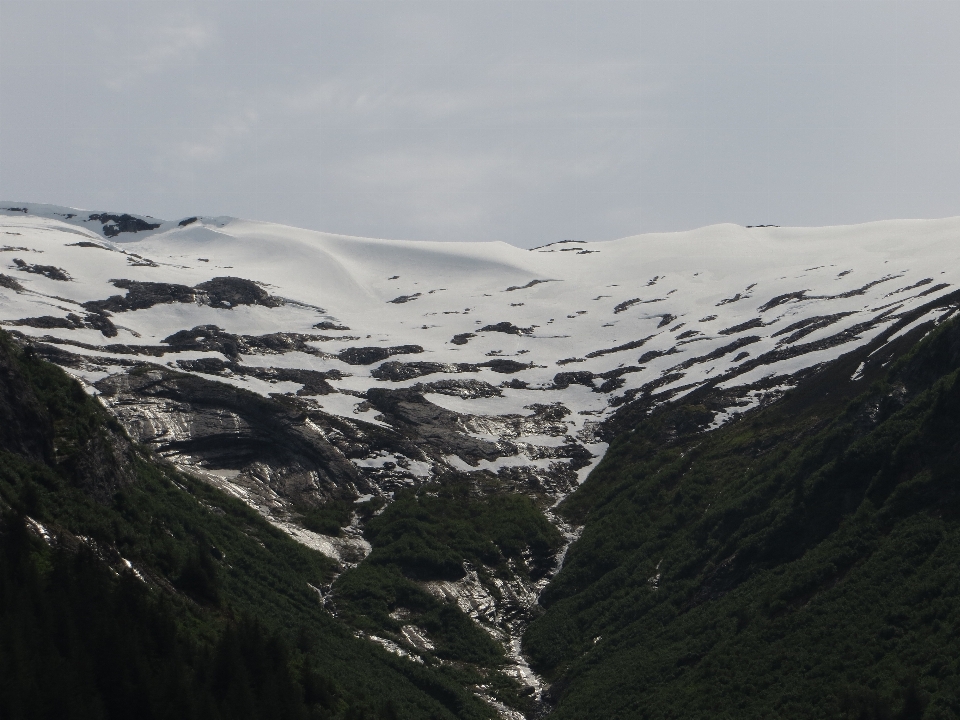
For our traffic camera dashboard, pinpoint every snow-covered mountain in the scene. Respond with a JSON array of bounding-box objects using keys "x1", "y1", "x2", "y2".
[
  {"x1": 3, "y1": 202, "x2": 959, "y2": 700},
  {"x1": 3, "y1": 202, "x2": 959, "y2": 513}
]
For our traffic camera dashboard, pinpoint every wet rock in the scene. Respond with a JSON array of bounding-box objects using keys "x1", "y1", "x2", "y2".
[
  {"x1": 95, "y1": 367, "x2": 363, "y2": 503},
  {"x1": 365, "y1": 387, "x2": 503, "y2": 464}
]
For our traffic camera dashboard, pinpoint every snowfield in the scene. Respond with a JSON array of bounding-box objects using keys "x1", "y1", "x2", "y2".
[
  {"x1": 4, "y1": 202, "x2": 960, "y2": 696},
  {"x1": 2, "y1": 203, "x2": 960, "y2": 498}
]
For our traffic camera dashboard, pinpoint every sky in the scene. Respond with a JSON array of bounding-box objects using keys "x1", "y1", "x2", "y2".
[{"x1": 1, "y1": 0, "x2": 959, "y2": 248}]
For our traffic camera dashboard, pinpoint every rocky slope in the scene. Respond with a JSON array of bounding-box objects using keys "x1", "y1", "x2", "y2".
[{"x1": 2, "y1": 202, "x2": 960, "y2": 713}]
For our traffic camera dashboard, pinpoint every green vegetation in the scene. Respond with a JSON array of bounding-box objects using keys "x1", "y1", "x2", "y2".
[
  {"x1": 0, "y1": 332, "x2": 493, "y2": 719},
  {"x1": 334, "y1": 478, "x2": 563, "y2": 661},
  {"x1": 524, "y1": 318, "x2": 960, "y2": 718}
]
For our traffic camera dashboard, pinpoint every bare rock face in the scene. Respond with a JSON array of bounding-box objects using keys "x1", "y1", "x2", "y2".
[
  {"x1": 83, "y1": 277, "x2": 283, "y2": 314},
  {"x1": 94, "y1": 367, "x2": 364, "y2": 508}
]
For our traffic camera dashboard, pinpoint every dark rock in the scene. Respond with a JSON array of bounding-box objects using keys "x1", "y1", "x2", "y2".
[
  {"x1": 83, "y1": 311, "x2": 118, "y2": 338},
  {"x1": 178, "y1": 217, "x2": 198, "y2": 227},
  {"x1": 194, "y1": 276, "x2": 283, "y2": 309},
  {"x1": 67, "y1": 241, "x2": 110, "y2": 249},
  {"x1": 718, "y1": 318, "x2": 766, "y2": 335},
  {"x1": 314, "y1": 321, "x2": 351, "y2": 331},
  {"x1": 657, "y1": 314, "x2": 677, "y2": 328},
  {"x1": 175, "y1": 358, "x2": 341, "y2": 395},
  {"x1": 12, "y1": 259, "x2": 70, "y2": 281},
  {"x1": 585, "y1": 335, "x2": 656, "y2": 359},
  {"x1": 451, "y1": 333, "x2": 475, "y2": 345},
  {"x1": 501, "y1": 378, "x2": 529, "y2": 389},
  {"x1": 772, "y1": 313, "x2": 854, "y2": 345},
  {"x1": 388, "y1": 293, "x2": 421, "y2": 304},
  {"x1": 716, "y1": 293, "x2": 744, "y2": 306},
  {"x1": 479, "y1": 359, "x2": 532, "y2": 374},
  {"x1": 758, "y1": 290, "x2": 807, "y2": 312},
  {"x1": 411, "y1": 378, "x2": 502, "y2": 399},
  {"x1": 670, "y1": 336, "x2": 762, "y2": 371},
  {"x1": 177, "y1": 357, "x2": 231, "y2": 375},
  {"x1": 337, "y1": 345, "x2": 424, "y2": 366},
  {"x1": 614, "y1": 298, "x2": 641, "y2": 314},
  {"x1": 371, "y1": 361, "x2": 478, "y2": 382},
  {"x1": 83, "y1": 276, "x2": 282, "y2": 314},
  {"x1": 13, "y1": 314, "x2": 85, "y2": 330},
  {"x1": 505, "y1": 279, "x2": 555, "y2": 292},
  {"x1": 94, "y1": 367, "x2": 362, "y2": 500},
  {"x1": 598, "y1": 377, "x2": 626, "y2": 393},
  {"x1": 478, "y1": 322, "x2": 533, "y2": 335},
  {"x1": 87, "y1": 213, "x2": 160, "y2": 237},
  {"x1": 85, "y1": 280, "x2": 195, "y2": 313},
  {"x1": 552, "y1": 371, "x2": 595, "y2": 389},
  {"x1": 162, "y1": 325, "x2": 243, "y2": 360},
  {"x1": 366, "y1": 387, "x2": 503, "y2": 464}
]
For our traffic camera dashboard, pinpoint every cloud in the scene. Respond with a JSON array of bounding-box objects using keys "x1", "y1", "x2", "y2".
[
  {"x1": 104, "y1": 14, "x2": 213, "y2": 90},
  {"x1": 177, "y1": 109, "x2": 259, "y2": 163}
]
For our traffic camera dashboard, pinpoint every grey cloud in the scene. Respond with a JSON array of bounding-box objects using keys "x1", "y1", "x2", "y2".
[{"x1": 2, "y1": 0, "x2": 959, "y2": 247}]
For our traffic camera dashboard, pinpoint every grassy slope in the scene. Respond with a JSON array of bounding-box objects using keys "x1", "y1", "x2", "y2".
[
  {"x1": 0, "y1": 332, "x2": 492, "y2": 720},
  {"x1": 524, "y1": 317, "x2": 960, "y2": 719}
]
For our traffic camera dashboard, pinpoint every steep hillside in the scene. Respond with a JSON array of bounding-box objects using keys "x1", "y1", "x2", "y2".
[
  {"x1": 0, "y1": 330, "x2": 495, "y2": 719},
  {"x1": 4, "y1": 203, "x2": 960, "y2": 717},
  {"x1": 524, "y1": 307, "x2": 960, "y2": 718}
]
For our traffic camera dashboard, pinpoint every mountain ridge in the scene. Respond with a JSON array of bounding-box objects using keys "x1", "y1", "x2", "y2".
[{"x1": 3, "y1": 202, "x2": 960, "y2": 717}]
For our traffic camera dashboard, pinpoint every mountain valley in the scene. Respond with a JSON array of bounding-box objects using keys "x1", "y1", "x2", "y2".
[{"x1": 2, "y1": 203, "x2": 960, "y2": 718}]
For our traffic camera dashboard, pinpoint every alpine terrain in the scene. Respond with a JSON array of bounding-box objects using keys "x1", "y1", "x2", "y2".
[{"x1": 2, "y1": 202, "x2": 960, "y2": 718}]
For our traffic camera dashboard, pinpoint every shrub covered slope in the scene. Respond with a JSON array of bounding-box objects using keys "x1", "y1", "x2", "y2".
[
  {"x1": 525, "y1": 315, "x2": 960, "y2": 719},
  {"x1": 0, "y1": 331, "x2": 493, "y2": 720}
]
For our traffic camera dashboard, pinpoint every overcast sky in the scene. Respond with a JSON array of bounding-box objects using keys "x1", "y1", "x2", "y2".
[{"x1": 2, "y1": 1, "x2": 959, "y2": 247}]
